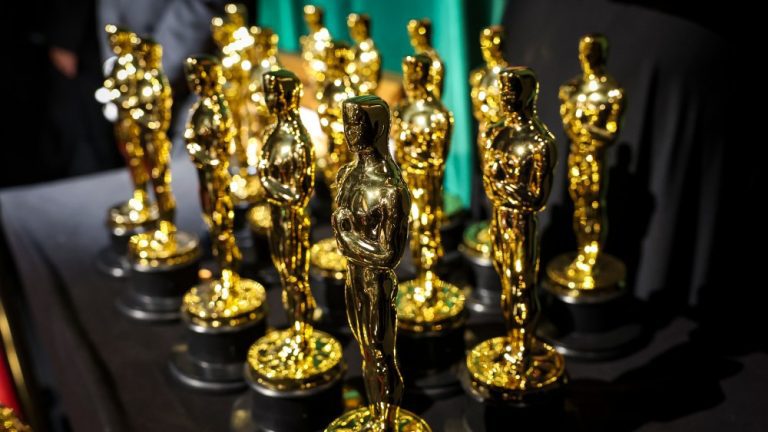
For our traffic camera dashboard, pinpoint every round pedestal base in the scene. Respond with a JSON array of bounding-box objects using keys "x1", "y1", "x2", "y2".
[
  {"x1": 464, "y1": 337, "x2": 566, "y2": 406},
  {"x1": 231, "y1": 367, "x2": 344, "y2": 432},
  {"x1": 117, "y1": 255, "x2": 200, "y2": 322},
  {"x1": 537, "y1": 277, "x2": 647, "y2": 360},
  {"x1": 398, "y1": 324, "x2": 465, "y2": 398},
  {"x1": 326, "y1": 407, "x2": 431, "y2": 432},
  {"x1": 95, "y1": 246, "x2": 130, "y2": 279},
  {"x1": 169, "y1": 315, "x2": 267, "y2": 392},
  {"x1": 98, "y1": 214, "x2": 153, "y2": 279}
]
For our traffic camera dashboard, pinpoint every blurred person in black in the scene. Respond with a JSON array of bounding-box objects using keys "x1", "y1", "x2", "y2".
[{"x1": 1, "y1": 0, "x2": 228, "y2": 188}]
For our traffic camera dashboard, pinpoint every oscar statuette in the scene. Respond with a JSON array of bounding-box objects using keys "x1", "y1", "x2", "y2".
[
  {"x1": 325, "y1": 95, "x2": 430, "y2": 432},
  {"x1": 537, "y1": 34, "x2": 645, "y2": 359},
  {"x1": 233, "y1": 70, "x2": 345, "y2": 432},
  {"x1": 461, "y1": 68, "x2": 566, "y2": 430},
  {"x1": 169, "y1": 56, "x2": 267, "y2": 391},
  {"x1": 346, "y1": 13, "x2": 381, "y2": 95},
  {"x1": 117, "y1": 38, "x2": 202, "y2": 321},
  {"x1": 95, "y1": 26, "x2": 158, "y2": 278},
  {"x1": 310, "y1": 40, "x2": 359, "y2": 332},
  {"x1": 245, "y1": 25, "x2": 282, "y2": 283},
  {"x1": 407, "y1": 18, "x2": 467, "y2": 261},
  {"x1": 461, "y1": 26, "x2": 509, "y2": 314},
  {"x1": 392, "y1": 54, "x2": 466, "y2": 397},
  {"x1": 300, "y1": 4, "x2": 331, "y2": 89}
]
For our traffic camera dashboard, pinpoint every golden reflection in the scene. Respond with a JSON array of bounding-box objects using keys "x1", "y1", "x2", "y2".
[
  {"x1": 546, "y1": 34, "x2": 626, "y2": 292},
  {"x1": 127, "y1": 38, "x2": 199, "y2": 268},
  {"x1": 301, "y1": 5, "x2": 332, "y2": 88},
  {"x1": 407, "y1": 19, "x2": 443, "y2": 98},
  {"x1": 327, "y1": 95, "x2": 430, "y2": 432},
  {"x1": 247, "y1": 70, "x2": 344, "y2": 392},
  {"x1": 181, "y1": 56, "x2": 266, "y2": 328},
  {"x1": 466, "y1": 67, "x2": 566, "y2": 401},
  {"x1": 102, "y1": 26, "x2": 158, "y2": 230},
  {"x1": 392, "y1": 54, "x2": 465, "y2": 334},
  {"x1": 211, "y1": 4, "x2": 266, "y2": 204},
  {"x1": 346, "y1": 13, "x2": 381, "y2": 95}
]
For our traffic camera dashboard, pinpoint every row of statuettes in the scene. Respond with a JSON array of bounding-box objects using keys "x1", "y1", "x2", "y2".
[{"x1": 97, "y1": 4, "x2": 627, "y2": 431}]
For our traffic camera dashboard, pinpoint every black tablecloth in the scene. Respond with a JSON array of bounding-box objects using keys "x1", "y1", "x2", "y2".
[{"x1": 0, "y1": 156, "x2": 765, "y2": 432}]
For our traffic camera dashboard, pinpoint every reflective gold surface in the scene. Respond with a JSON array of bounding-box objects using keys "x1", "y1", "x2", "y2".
[
  {"x1": 470, "y1": 25, "x2": 509, "y2": 151},
  {"x1": 248, "y1": 25, "x2": 281, "y2": 166},
  {"x1": 547, "y1": 34, "x2": 626, "y2": 292},
  {"x1": 312, "y1": 40, "x2": 359, "y2": 276},
  {"x1": 102, "y1": 25, "x2": 158, "y2": 230},
  {"x1": 331, "y1": 96, "x2": 428, "y2": 430},
  {"x1": 211, "y1": 4, "x2": 264, "y2": 204},
  {"x1": 181, "y1": 56, "x2": 266, "y2": 328},
  {"x1": 392, "y1": 55, "x2": 464, "y2": 334},
  {"x1": 407, "y1": 19, "x2": 443, "y2": 98},
  {"x1": 467, "y1": 67, "x2": 565, "y2": 401},
  {"x1": 246, "y1": 202, "x2": 272, "y2": 235},
  {"x1": 326, "y1": 407, "x2": 431, "y2": 432},
  {"x1": 0, "y1": 406, "x2": 31, "y2": 432},
  {"x1": 310, "y1": 237, "x2": 347, "y2": 280},
  {"x1": 462, "y1": 26, "x2": 510, "y2": 266},
  {"x1": 301, "y1": 5, "x2": 332, "y2": 87},
  {"x1": 127, "y1": 38, "x2": 198, "y2": 267},
  {"x1": 248, "y1": 70, "x2": 343, "y2": 391},
  {"x1": 316, "y1": 39, "x2": 357, "y2": 192},
  {"x1": 347, "y1": 14, "x2": 381, "y2": 95}
]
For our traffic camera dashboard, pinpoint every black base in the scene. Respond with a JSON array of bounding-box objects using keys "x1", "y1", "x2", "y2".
[
  {"x1": 462, "y1": 388, "x2": 567, "y2": 432},
  {"x1": 231, "y1": 370, "x2": 344, "y2": 432},
  {"x1": 441, "y1": 210, "x2": 470, "y2": 260},
  {"x1": 169, "y1": 316, "x2": 267, "y2": 392},
  {"x1": 97, "y1": 221, "x2": 147, "y2": 279},
  {"x1": 95, "y1": 246, "x2": 130, "y2": 279},
  {"x1": 117, "y1": 257, "x2": 200, "y2": 322},
  {"x1": 463, "y1": 258, "x2": 502, "y2": 315},
  {"x1": 537, "y1": 279, "x2": 648, "y2": 360},
  {"x1": 311, "y1": 272, "x2": 349, "y2": 336},
  {"x1": 398, "y1": 323, "x2": 466, "y2": 398}
]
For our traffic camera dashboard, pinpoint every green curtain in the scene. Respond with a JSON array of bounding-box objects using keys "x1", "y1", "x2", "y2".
[{"x1": 256, "y1": 0, "x2": 507, "y2": 210}]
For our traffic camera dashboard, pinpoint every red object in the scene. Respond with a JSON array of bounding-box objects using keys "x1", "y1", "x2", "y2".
[{"x1": 0, "y1": 344, "x2": 22, "y2": 414}]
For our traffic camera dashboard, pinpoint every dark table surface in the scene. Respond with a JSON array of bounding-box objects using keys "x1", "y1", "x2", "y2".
[{"x1": 0, "y1": 158, "x2": 765, "y2": 432}]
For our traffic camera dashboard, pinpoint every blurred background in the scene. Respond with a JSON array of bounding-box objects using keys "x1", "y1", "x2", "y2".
[{"x1": 1, "y1": 0, "x2": 748, "y2": 430}]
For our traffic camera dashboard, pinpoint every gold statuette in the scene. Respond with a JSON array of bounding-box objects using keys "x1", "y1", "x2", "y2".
[
  {"x1": 182, "y1": 56, "x2": 266, "y2": 328},
  {"x1": 470, "y1": 25, "x2": 509, "y2": 144},
  {"x1": 211, "y1": 3, "x2": 264, "y2": 204},
  {"x1": 326, "y1": 95, "x2": 430, "y2": 432},
  {"x1": 461, "y1": 26, "x2": 510, "y2": 298},
  {"x1": 245, "y1": 25, "x2": 282, "y2": 235},
  {"x1": 127, "y1": 38, "x2": 199, "y2": 269},
  {"x1": 346, "y1": 13, "x2": 381, "y2": 95},
  {"x1": 407, "y1": 19, "x2": 443, "y2": 99},
  {"x1": 102, "y1": 26, "x2": 158, "y2": 234},
  {"x1": 393, "y1": 54, "x2": 465, "y2": 334},
  {"x1": 466, "y1": 67, "x2": 565, "y2": 403},
  {"x1": 546, "y1": 34, "x2": 626, "y2": 294},
  {"x1": 310, "y1": 40, "x2": 358, "y2": 281},
  {"x1": 301, "y1": 4, "x2": 332, "y2": 88},
  {"x1": 247, "y1": 70, "x2": 344, "y2": 392}
]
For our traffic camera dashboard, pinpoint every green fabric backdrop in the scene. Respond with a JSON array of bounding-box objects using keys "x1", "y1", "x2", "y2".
[{"x1": 256, "y1": 0, "x2": 507, "y2": 209}]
